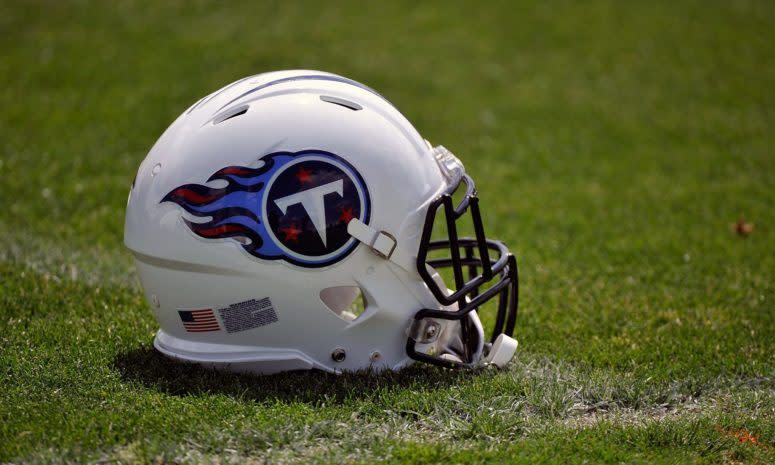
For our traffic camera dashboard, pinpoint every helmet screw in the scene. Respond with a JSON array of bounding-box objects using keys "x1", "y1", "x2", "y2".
[
  {"x1": 369, "y1": 351, "x2": 382, "y2": 362},
  {"x1": 424, "y1": 323, "x2": 439, "y2": 340},
  {"x1": 331, "y1": 348, "x2": 346, "y2": 362}
]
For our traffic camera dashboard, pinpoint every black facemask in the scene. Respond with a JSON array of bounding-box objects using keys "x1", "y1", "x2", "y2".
[{"x1": 406, "y1": 163, "x2": 519, "y2": 368}]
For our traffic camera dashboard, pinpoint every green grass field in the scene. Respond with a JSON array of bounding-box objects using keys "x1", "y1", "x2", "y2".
[{"x1": 1, "y1": 0, "x2": 774, "y2": 463}]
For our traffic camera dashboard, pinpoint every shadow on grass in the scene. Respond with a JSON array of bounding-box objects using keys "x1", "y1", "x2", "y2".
[{"x1": 113, "y1": 345, "x2": 472, "y2": 405}]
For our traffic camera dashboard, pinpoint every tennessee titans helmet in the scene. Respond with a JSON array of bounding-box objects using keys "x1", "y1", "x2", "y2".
[{"x1": 124, "y1": 70, "x2": 519, "y2": 374}]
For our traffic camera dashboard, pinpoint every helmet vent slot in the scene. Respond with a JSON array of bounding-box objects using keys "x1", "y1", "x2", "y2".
[
  {"x1": 320, "y1": 95, "x2": 362, "y2": 111},
  {"x1": 213, "y1": 105, "x2": 249, "y2": 125},
  {"x1": 320, "y1": 286, "x2": 368, "y2": 322}
]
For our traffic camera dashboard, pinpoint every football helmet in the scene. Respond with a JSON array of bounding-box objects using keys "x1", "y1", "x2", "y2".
[{"x1": 124, "y1": 70, "x2": 519, "y2": 374}]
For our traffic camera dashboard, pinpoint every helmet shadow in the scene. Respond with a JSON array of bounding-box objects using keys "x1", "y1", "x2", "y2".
[{"x1": 112, "y1": 345, "x2": 474, "y2": 405}]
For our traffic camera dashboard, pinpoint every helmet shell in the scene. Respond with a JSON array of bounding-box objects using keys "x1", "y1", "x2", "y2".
[{"x1": 125, "y1": 70, "x2": 451, "y2": 373}]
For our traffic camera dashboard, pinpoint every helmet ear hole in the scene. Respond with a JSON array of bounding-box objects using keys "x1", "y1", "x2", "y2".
[{"x1": 320, "y1": 286, "x2": 368, "y2": 322}]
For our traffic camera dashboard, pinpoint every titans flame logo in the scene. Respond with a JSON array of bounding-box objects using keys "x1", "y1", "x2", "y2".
[{"x1": 162, "y1": 150, "x2": 370, "y2": 267}]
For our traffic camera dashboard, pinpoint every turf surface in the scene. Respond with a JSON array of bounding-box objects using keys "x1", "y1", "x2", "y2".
[{"x1": 1, "y1": 0, "x2": 773, "y2": 463}]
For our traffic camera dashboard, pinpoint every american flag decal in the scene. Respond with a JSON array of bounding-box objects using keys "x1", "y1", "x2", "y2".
[{"x1": 178, "y1": 309, "x2": 221, "y2": 332}]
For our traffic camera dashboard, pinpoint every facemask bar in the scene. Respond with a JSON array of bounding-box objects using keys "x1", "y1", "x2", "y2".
[{"x1": 406, "y1": 173, "x2": 519, "y2": 369}]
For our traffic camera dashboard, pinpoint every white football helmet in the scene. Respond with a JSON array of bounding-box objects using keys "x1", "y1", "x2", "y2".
[{"x1": 124, "y1": 70, "x2": 519, "y2": 374}]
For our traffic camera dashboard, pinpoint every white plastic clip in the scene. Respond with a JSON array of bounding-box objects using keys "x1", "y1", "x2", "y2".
[
  {"x1": 482, "y1": 334, "x2": 518, "y2": 368},
  {"x1": 347, "y1": 219, "x2": 415, "y2": 272},
  {"x1": 431, "y1": 145, "x2": 465, "y2": 183}
]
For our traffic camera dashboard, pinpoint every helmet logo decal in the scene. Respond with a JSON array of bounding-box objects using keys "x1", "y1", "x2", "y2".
[{"x1": 161, "y1": 150, "x2": 370, "y2": 267}]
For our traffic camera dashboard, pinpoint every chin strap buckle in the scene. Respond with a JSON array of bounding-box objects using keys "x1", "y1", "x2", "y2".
[
  {"x1": 347, "y1": 218, "x2": 415, "y2": 272},
  {"x1": 482, "y1": 334, "x2": 518, "y2": 368},
  {"x1": 371, "y1": 230, "x2": 398, "y2": 260}
]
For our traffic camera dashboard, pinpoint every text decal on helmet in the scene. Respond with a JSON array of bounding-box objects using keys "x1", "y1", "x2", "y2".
[{"x1": 161, "y1": 150, "x2": 370, "y2": 267}]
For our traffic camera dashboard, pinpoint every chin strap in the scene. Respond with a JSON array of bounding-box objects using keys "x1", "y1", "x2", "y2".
[
  {"x1": 482, "y1": 334, "x2": 518, "y2": 368},
  {"x1": 347, "y1": 218, "x2": 415, "y2": 272}
]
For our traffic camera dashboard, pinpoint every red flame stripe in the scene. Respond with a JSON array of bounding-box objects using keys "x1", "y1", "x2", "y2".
[
  {"x1": 171, "y1": 187, "x2": 220, "y2": 204},
  {"x1": 218, "y1": 167, "x2": 254, "y2": 176},
  {"x1": 194, "y1": 224, "x2": 247, "y2": 237}
]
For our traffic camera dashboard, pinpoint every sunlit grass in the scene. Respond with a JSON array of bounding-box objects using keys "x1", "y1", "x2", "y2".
[{"x1": 1, "y1": 0, "x2": 773, "y2": 463}]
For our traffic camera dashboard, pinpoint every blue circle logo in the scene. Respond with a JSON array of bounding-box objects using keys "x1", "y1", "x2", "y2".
[
  {"x1": 264, "y1": 153, "x2": 369, "y2": 266},
  {"x1": 162, "y1": 150, "x2": 370, "y2": 268}
]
